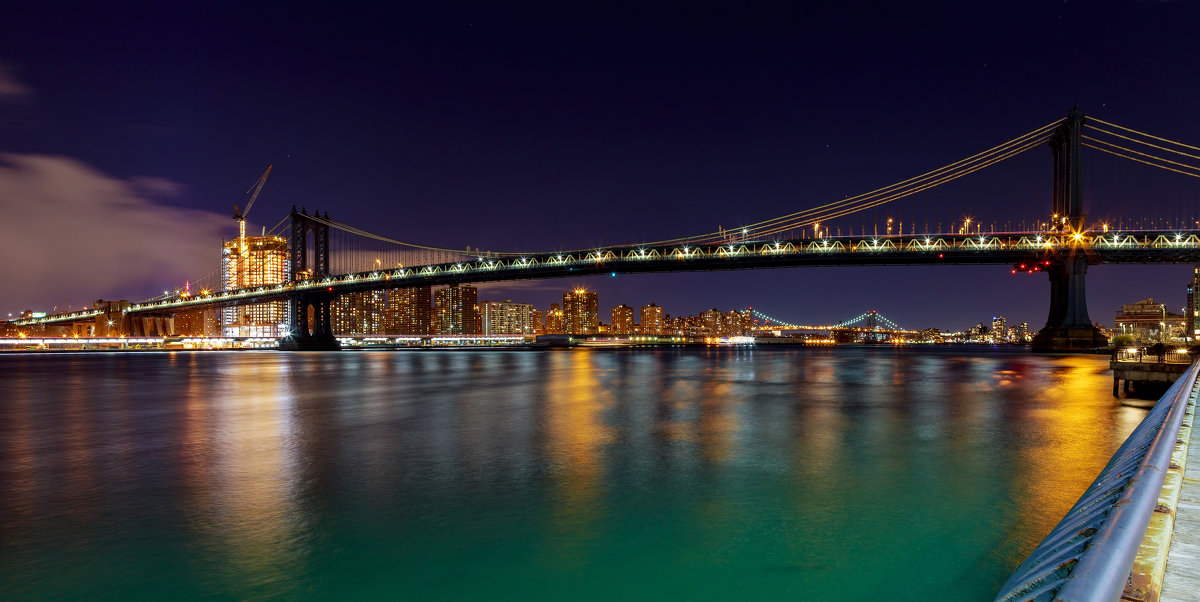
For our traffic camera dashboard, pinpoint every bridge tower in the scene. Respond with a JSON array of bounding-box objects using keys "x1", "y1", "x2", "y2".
[
  {"x1": 1032, "y1": 107, "x2": 1108, "y2": 352},
  {"x1": 279, "y1": 207, "x2": 342, "y2": 351}
]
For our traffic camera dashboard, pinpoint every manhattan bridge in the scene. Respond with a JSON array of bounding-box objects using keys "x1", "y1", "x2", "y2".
[{"x1": 12, "y1": 107, "x2": 1200, "y2": 351}]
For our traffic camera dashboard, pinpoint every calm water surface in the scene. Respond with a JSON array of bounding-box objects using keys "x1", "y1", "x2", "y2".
[{"x1": 0, "y1": 347, "x2": 1146, "y2": 600}]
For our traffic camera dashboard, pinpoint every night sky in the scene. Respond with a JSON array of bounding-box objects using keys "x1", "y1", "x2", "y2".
[{"x1": 3, "y1": 2, "x2": 1200, "y2": 330}]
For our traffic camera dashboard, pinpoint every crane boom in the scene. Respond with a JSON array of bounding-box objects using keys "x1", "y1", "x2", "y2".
[
  {"x1": 233, "y1": 165, "x2": 273, "y2": 244},
  {"x1": 240, "y1": 165, "x2": 272, "y2": 221}
]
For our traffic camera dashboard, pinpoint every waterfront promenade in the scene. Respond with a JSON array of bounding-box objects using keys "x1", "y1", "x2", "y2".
[{"x1": 1162, "y1": 383, "x2": 1200, "y2": 601}]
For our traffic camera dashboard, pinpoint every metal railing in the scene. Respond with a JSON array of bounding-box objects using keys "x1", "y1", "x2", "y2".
[
  {"x1": 995, "y1": 358, "x2": 1200, "y2": 601},
  {"x1": 1113, "y1": 347, "x2": 1193, "y2": 364}
]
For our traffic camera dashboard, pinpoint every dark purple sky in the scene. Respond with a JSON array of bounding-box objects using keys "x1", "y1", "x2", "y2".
[{"x1": 3, "y1": 2, "x2": 1200, "y2": 329}]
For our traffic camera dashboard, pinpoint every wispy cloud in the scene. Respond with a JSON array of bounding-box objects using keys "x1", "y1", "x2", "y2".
[
  {"x1": 0, "y1": 154, "x2": 231, "y2": 313},
  {"x1": 0, "y1": 61, "x2": 32, "y2": 102}
]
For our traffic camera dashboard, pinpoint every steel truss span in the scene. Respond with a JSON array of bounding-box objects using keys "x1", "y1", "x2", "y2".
[{"x1": 15, "y1": 230, "x2": 1200, "y2": 327}]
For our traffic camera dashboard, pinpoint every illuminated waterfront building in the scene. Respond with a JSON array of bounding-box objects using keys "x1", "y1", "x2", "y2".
[
  {"x1": 434, "y1": 285, "x2": 479, "y2": 335},
  {"x1": 640, "y1": 303, "x2": 663, "y2": 335},
  {"x1": 611, "y1": 304, "x2": 635, "y2": 335},
  {"x1": 991, "y1": 315, "x2": 1007, "y2": 342},
  {"x1": 545, "y1": 303, "x2": 564, "y2": 334},
  {"x1": 563, "y1": 289, "x2": 599, "y2": 335},
  {"x1": 1114, "y1": 298, "x2": 1185, "y2": 343},
  {"x1": 332, "y1": 291, "x2": 387, "y2": 335},
  {"x1": 221, "y1": 235, "x2": 289, "y2": 337},
  {"x1": 662, "y1": 314, "x2": 681, "y2": 336},
  {"x1": 725, "y1": 309, "x2": 752, "y2": 336},
  {"x1": 481, "y1": 299, "x2": 536, "y2": 334},
  {"x1": 681, "y1": 315, "x2": 706, "y2": 337},
  {"x1": 174, "y1": 309, "x2": 209, "y2": 336},
  {"x1": 701, "y1": 308, "x2": 725, "y2": 337},
  {"x1": 385, "y1": 286, "x2": 432, "y2": 334},
  {"x1": 531, "y1": 309, "x2": 544, "y2": 335},
  {"x1": 1016, "y1": 321, "x2": 1030, "y2": 342},
  {"x1": 174, "y1": 309, "x2": 218, "y2": 337}
]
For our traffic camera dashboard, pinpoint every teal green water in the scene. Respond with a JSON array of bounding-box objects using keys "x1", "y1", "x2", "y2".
[{"x1": 0, "y1": 348, "x2": 1145, "y2": 600}]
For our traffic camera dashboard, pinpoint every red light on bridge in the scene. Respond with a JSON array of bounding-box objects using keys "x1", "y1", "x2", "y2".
[{"x1": 938, "y1": 253, "x2": 944, "y2": 258}]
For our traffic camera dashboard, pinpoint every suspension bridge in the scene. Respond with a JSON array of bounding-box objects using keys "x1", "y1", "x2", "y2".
[{"x1": 11, "y1": 107, "x2": 1200, "y2": 351}]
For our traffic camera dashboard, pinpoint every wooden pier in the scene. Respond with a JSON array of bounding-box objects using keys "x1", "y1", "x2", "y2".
[{"x1": 1111, "y1": 347, "x2": 1192, "y2": 397}]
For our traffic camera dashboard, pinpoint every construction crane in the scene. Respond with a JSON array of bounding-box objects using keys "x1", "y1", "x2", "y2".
[{"x1": 233, "y1": 165, "x2": 273, "y2": 252}]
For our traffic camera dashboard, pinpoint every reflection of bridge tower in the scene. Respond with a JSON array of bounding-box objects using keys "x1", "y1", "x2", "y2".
[
  {"x1": 1033, "y1": 107, "x2": 1108, "y2": 351},
  {"x1": 280, "y1": 207, "x2": 341, "y2": 350}
]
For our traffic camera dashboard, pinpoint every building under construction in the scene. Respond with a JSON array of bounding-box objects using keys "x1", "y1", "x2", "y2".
[{"x1": 221, "y1": 235, "x2": 289, "y2": 337}]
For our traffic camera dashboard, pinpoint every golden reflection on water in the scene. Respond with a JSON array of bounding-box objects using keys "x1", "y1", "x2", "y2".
[
  {"x1": 183, "y1": 357, "x2": 305, "y2": 598},
  {"x1": 542, "y1": 351, "x2": 615, "y2": 568},
  {"x1": 698, "y1": 381, "x2": 737, "y2": 463},
  {"x1": 1011, "y1": 355, "x2": 1146, "y2": 557}
]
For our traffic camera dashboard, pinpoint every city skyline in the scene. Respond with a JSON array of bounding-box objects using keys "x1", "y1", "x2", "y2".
[{"x1": 4, "y1": 3, "x2": 1200, "y2": 330}]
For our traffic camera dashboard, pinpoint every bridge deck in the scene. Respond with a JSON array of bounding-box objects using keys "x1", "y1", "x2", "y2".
[{"x1": 1162, "y1": 378, "x2": 1200, "y2": 601}]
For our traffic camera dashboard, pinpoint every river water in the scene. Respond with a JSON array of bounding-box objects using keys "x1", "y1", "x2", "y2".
[{"x1": 0, "y1": 347, "x2": 1146, "y2": 600}]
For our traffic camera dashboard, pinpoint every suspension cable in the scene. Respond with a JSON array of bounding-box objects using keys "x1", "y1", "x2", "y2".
[
  {"x1": 1081, "y1": 135, "x2": 1200, "y2": 174},
  {"x1": 1083, "y1": 143, "x2": 1200, "y2": 179},
  {"x1": 287, "y1": 118, "x2": 1063, "y2": 257},
  {"x1": 1084, "y1": 124, "x2": 1200, "y2": 163},
  {"x1": 744, "y1": 134, "x2": 1051, "y2": 239},
  {"x1": 1088, "y1": 117, "x2": 1200, "y2": 153},
  {"x1": 724, "y1": 120, "x2": 1062, "y2": 236}
]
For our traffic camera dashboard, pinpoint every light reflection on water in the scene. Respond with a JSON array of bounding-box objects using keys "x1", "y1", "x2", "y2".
[{"x1": 0, "y1": 348, "x2": 1142, "y2": 600}]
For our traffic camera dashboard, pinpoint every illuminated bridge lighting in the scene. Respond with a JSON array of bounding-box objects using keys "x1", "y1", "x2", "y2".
[{"x1": 12, "y1": 228, "x2": 1200, "y2": 329}]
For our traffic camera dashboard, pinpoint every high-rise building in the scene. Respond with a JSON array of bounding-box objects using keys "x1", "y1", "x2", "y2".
[
  {"x1": 640, "y1": 303, "x2": 663, "y2": 335},
  {"x1": 701, "y1": 308, "x2": 726, "y2": 337},
  {"x1": 611, "y1": 304, "x2": 635, "y2": 335},
  {"x1": 545, "y1": 303, "x2": 564, "y2": 334},
  {"x1": 725, "y1": 309, "x2": 752, "y2": 336},
  {"x1": 991, "y1": 315, "x2": 1007, "y2": 342},
  {"x1": 1187, "y1": 266, "x2": 1200, "y2": 340},
  {"x1": 481, "y1": 299, "x2": 537, "y2": 334},
  {"x1": 221, "y1": 235, "x2": 289, "y2": 337},
  {"x1": 434, "y1": 285, "x2": 479, "y2": 334},
  {"x1": 332, "y1": 291, "x2": 387, "y2": 334},
  {"x1": 663, "y1": 313, "x2": 682, "y2": 336},
  {"x1": 563, "y1": 289, "x2": 599, "y2": 335},
  {"x1": 385, "y1": 286, "x2": 432, "y2": 334},
  {"x1": 531, "y1": 309, "x2": 545, "y2": 335}
]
